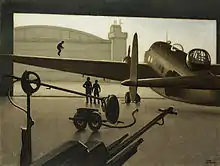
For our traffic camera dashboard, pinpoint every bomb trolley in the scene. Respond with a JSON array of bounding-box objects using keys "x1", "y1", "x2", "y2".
[
  {"x1": 68, "y1": 94, "x2": 118, "y2": 132},
  {"x1": 68, "y1": 93, "x2": 132, "y2": 132}
]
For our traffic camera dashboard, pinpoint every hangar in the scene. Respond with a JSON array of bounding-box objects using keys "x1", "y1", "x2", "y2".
[
  {"x1": 14, "y1": 24, "x2": 127, "y2": 82},
  {"x1": 0, "y1": 0, "x2": 219, "y2": 96}
]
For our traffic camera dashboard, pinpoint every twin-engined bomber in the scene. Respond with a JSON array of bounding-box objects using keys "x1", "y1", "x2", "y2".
[{"x1": 2, "y1": 33, "x2": 220, "y2": 106}]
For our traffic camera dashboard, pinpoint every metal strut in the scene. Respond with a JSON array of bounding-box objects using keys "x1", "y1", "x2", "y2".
[{"x1": 19, "y1": 71, "x2": 39, "y2": 166}]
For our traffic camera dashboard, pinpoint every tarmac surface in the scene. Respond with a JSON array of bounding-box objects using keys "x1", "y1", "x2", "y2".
[{"x1": 1, "y1": 82, "x2": 220, "y2": 166}]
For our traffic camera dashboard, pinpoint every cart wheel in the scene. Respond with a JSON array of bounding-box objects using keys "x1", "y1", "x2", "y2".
[
  {"x1": 73, "y1": 117, "x2": 87, "y2": 131},
  {"x1": 88, "y1": 112, "x2": 102, "y2": 132}
]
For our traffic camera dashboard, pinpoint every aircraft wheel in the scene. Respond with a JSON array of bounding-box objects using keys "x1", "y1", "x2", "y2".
[
  {"x1": 73, "y1": 113, "x2": 87, "y2": 131},
  {"x1": 135, "y1": 93, "x2": 141, "y2": 103},
  {"x1": 88, "y1": 112, "x2": 102, "y2": 132},
  {"x1": 125, "y1": 92, "x2": 131, "y2": 104}
]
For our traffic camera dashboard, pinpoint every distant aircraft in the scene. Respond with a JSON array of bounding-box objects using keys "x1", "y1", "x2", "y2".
[{"x1": 2, "y1": 33, "x2": 220, "y2": 106}]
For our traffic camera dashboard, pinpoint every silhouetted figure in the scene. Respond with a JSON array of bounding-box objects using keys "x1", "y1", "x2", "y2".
[
  {"x1": 93, "y1": 80, "x2": 101, "y2": 104},
  {"x1": 57, "y1": 41, "x2": 64, "y2": 56},
  {"x1": 123, "y1": 45, "x2": 131, "y2": 64},
  {"x1": 83, "y1": 77, "x2": 93, "y2": 104},
  {"x1": 123, "y1": 55, "x2": 131, "y2": 64}
]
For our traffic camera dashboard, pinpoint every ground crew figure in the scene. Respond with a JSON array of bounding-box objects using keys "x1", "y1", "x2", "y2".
[
  {"x1": 123, "y1": 45, "x2": 131, "y2": 64},
  {"x1": 57, "y1": 41, "x2": 64, "y2": 56},
  {"x1": 83, "y1": 77, "x2": 93, "y2": 104},
  {"x1": 93, "y1": 80, "x2": 101, "y2": 104}
]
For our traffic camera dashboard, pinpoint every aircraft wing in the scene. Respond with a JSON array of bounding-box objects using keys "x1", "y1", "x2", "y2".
[
  {"x1": 210, "y1": 64, "x2": 220, "y2": 75},
  {"x1": 2, "y1": 54, "x2": 159, "y2": 81},
  {"x1": 121, "y1": 75, "x2": 220, "y2": 90}
]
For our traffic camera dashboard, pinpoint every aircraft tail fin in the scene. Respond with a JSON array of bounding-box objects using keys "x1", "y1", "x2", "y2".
[{"x1": 129, "y1": 33, "x2": 138, "y2": 102}]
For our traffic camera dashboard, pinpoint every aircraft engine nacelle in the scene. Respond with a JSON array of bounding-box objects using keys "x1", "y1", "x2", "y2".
[{"x1": 186, "y1": 49, "x2": 211, "y2": 71}]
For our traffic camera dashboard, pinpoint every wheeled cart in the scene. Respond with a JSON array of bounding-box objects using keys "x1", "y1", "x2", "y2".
[{"x1": 69, "y1": 108, "x2": 102, "y2": 132}]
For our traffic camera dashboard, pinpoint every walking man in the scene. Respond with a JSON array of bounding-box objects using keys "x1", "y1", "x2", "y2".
[{"x1": 57, "y1": 41, "x2": 64, "y2": 56}]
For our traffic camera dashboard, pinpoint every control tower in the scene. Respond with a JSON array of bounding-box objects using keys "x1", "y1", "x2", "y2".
[{"x1": 108, "y1": 20, "x2": 128, "y2": 61}]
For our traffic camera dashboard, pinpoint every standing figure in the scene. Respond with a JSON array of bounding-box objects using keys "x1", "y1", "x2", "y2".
[
  {"x1": 57, "y1": 41, "x2": 64, "y2": 56},
  {"x1": 93, "y1": 80, "x2": 101, "y2": 104},
  {"x1": 83, "y1": 77, "x2": 93, "y2": 104}
]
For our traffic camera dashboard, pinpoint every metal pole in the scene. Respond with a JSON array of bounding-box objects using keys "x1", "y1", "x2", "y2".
[
  {"x1": 20, "y1": 94, "x2": 33, "y2": 166},
  {"x1": 26, "y1": 94, "x2": 32, "y2": 165}
]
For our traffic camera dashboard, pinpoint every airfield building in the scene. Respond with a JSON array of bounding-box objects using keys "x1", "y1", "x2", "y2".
[{"x1": 14, "y1": 22, "x2": 128, "y2": 82}]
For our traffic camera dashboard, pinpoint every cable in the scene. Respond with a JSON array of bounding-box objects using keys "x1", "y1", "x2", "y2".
[
  {"x1": 101, "y1": 109, "x2": 138, "y2": 129},
  {"x1": 8, "y1": 79, "x2": 27, "y2": 114}
]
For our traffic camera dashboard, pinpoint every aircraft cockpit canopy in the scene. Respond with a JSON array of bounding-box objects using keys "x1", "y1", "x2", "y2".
[
  {"x1": 186, "y1": 49, "x2": 211, "y2": 71},
  {"x1": 170, "y1": 43, "x2": 184, "y2": 52}
]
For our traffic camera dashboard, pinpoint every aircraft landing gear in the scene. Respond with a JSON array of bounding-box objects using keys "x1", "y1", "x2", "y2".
[
  {"x1": 135, "y1": 93, "x2": 141, "y2": 103},
  {"x1": 125, "y1": 92, "x2": 131, "y2": 104},
  {"x1": 124, "y1": 92, "x2": 141, "y2": 104}
]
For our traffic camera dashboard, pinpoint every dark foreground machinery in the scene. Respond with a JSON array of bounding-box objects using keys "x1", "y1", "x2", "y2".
[
  {"x1": 30, "y1": 107, "x2": 176, "y2": 166},
  {"x1": 4, "y1": 71, "x2": 177, "y2": 166}
]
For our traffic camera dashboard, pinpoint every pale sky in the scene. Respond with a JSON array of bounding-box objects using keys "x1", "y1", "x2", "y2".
[{"x1": 14, "y1": 14, "x2": 217, "y2": 63}]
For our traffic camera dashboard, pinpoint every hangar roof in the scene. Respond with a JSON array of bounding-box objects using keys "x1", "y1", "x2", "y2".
[{"x1": 14, "y1": 25, "x2": 110, "y2": 43}]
